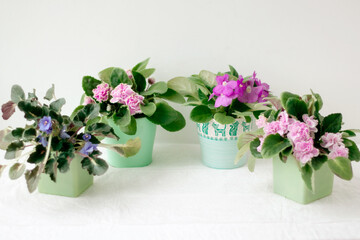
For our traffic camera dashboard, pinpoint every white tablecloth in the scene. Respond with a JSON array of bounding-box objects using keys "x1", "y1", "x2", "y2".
[{"x1": 1, "y1": 143, "x2": 360, "y2": 240}]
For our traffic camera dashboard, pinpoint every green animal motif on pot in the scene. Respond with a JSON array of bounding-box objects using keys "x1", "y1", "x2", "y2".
[
  {"x1": 197, "y1": 123, "x2": 201, "y2": 133},
  {"x1": 202, "y1": 123, "x2": 209, "y2": 135},
  {"x1": 241, "y1": 121, "x2": 250, "y2": 132},
  {"x1": 229, "y1": 121, "x2": 239, "y2": 137},
  {"x1": 212, "y1": 123, "x2": 226, "y2": 137}
]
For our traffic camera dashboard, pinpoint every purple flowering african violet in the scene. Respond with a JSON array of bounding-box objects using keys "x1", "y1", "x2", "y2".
[
  {"x1": 209, "y1": 74, "x2": 243, "y2": 107},
  {"x1": 60, "y1": 127, "x2": 70, "y2": 139},
  {"x1": 37, "y1": 135, "x2": 48, "y2": 147},
  {"x1": 209, "y1": 72, "x2": 270, "y2": 107},
  {"x1": 82, "y1": 133, "x2": 91, "y2": 141},
  {"x1": 79, "y1": 142, "x2": 98, "y2": 156},
  {"x1": 238, "y1": 72, "x2": 269, "y2": 103},
  {"x1": 38, "y1": 116, "x2": 52, "y2": 134}
]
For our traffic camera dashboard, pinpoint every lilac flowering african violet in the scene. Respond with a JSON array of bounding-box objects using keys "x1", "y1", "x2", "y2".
[
  {"x1": 0, "y1": 84, "x2": 141, "y2": 193},
  {"x1": 237, "y1": 90, "x2": 360, "y2": 191},
  {"x1": 168, "y1": 65, "x2": 272, "y2": 125},
  {"x1": 81, "y1": 58, "x2": 186, "y2": 135}
]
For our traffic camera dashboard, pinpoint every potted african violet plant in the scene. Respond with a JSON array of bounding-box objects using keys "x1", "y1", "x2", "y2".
[
  {"x1": 80, "y1": 58, "x2": 186, "y2": 168},
  {"x1": 168, "y1": 66, "x2": 272, "y2": 169},
  {"x1": 237, "y1": 90, "x2": 360, "y2": 204},
  {"x1": 0, "y1": 85, "x2": 140, "y2": 197}
]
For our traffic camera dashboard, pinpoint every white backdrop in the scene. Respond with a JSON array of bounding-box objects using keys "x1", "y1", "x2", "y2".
[{"x1": 1, "y1": 0, "x2": 359, "y2": 143}]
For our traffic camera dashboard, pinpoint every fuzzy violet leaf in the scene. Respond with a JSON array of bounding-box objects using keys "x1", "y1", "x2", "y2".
[
  {"x1": 110, "y1": 68, "x2": 132, "y2": 88},
  {"x1": 280, "y1": 91, "x2": 300, "y2": 108},
  {"x1": 321, "y1": 113, "x2": 342, "y2": 135},
  {"x1": 81, "y1": 156, "x2": 108, "y2": 176},
  {"x1": 141, "y1": 82, "x2": 168, "y2": 96},
  {"x1": 158, "y1": 88, "x2": 185, "y2": 104},
  {"x1": 44, "y1": 84, "x2": 55, "y2": 101},
  {"x1": 140, "y1": 102, "x2": 156, "y2": 117},
  {"x1": 9, "y1": 163, "x2": 26, "y2": 180},
  {"x1": 1, "y1": 101, "x2": 16, "y2": 120},
  {"x1": 82, "y1": 76, "x2": 102, "y2": 96},
  {"x1": 132, "y1": 58, "x2": 150, "y2": 72},
  {"x1": 49, "y1": 98, "x2": 66, "y2": 112},
  {"x1": 301, "y1": 163, "x2": 314, "y2": 191},
  {"x1": 5, "y1": 141, "x2": 24, "y2": 160},
  {"x1": 327, "y1": 157, "x2": 353, "y2": 180},
  {"x1": 11, "y1": 85, "x2": 25, "y2": 104},
  {"x1": 24, "y1": 165, "x2": 41, "y2": 193},
  {"x1": 99, "y1": 137, "x2": 141, "y2": 158},
  {"x1": 87, "y1": 123, "x2": 119, "y2": 140},
  {"x1": 190, "y1": 105, "x2": 212, "y2": 123},
  {"x1": 261, "y1": 134, "x2": 292, "y2": 159}
]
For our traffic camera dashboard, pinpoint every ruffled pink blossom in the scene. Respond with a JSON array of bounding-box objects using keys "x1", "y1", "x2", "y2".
[
  {"x1": 320, "y1": 132, "x2": 343, "y2": 151},
  {"x1": 287, "y1": 121, "x2": 310, "y2": 143},
  {"x1": 83, "y1": 96, "x2": 95, "y2": 105},
  {"x1": 126, "y1": 94, "x2": 145, "y2": 115},
  {"x1": 278, "y1": 111, "x2": 293, "y2": 136},
  {"x1": 264, "y1": 121, "x2": 282, "y2": 136},
  {"x1": 256, "y1": 115, "x2": 267, "y2": 128},
  {"x1": 303, "y1": 114, "x2": 318, "y2": 133},
  {"x1": 110, "y1": 83, "x2": 135, "y2": 104},
  {"x1": 92, "y1": 83, "x2": 111, "y2": 102},
  {"x1": 328, "y1": 144, "x2": 349, "y2": 159},
  {"x1": 293, "y1": 138, "x2": 319, "y2": 163}
]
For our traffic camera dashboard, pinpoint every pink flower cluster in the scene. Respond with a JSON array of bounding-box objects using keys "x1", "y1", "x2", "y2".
[
  {"x1": 208, "y1": 72, "x2": 270, "y2": 108},
  {"x1": 321, "y1": 133, "x2": 349, "y2": 159},
  {"x1": 110, "y1": 83, "x2": 144, "y2": 115},
  {"x1": 92, "y1": 83, "x2": 111, "y2": 102},
  {"x1": 256, "y1": 112, "x2": 320, "y2": 163}
]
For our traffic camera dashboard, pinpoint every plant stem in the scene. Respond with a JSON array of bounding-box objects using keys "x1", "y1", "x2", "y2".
[{"x1": 39, "y1": 134, "x2": 53, "y2": 174}]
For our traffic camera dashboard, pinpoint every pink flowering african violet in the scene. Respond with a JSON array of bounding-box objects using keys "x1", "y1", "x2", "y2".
[
  {"x1": 256, "y1": 112, "x2": 320, "y2": 163},
  {"x1": 238, "y1": 72, "x2": 269, "y2": 103},
  {"x1": 125, "y1": 94, "x2": 145, "y2": 115},
  {"x1": 83, "y1": 96, "x2": 95, "y2": 105},
  {"x1": 92, "y1": 83, "x2": 111, "y2": 102},
  {"x1": 209, "y1": 74, "x2": 242, "y2": 107},
  {"x1": 328, "y1": 144, "x2": 349, "y2": 159},
  {"x1": 321, "y1": 132, "x2": 349, "y2": 159},
  {"x1": 209, "y1": 71, "x2": 270, "y2": 108},
  {"x1": 110, "y1": 83, "x2": 144, "y2": 115},
  {"x1": 110, "y1": 83, "x2": 135, "y2": 104}
]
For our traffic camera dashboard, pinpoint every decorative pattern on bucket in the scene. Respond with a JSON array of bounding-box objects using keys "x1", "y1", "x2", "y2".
[
  {"x1": 197, "y1": 119, "x2": 255, "y2": 169},
  {"x1": 273, "y1": 155, "x2": 334, "y2": 204},
  {"x1": 38, "y1": 156, "x2": 93, "y2": 197},
  {"x1": 105, "y1": 117, "x2": 156, "y2": 168},
  {"x1": 197, "y1": 119, "x2": 253, "y2": 141}
]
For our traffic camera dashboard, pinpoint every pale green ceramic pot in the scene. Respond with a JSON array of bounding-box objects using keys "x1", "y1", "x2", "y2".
[
  {"x1": 38, "y1": 155, "x2": 93, "y2": 197},
  {"x1": 105, "y1": 117, "x2": 157, "y2": 168},
  {"x1": 273, "y1": 155, "x2": 334, "y2": 204},
  {"x1": 197, "y1": 119, "x2": 254, "y2": 169}
]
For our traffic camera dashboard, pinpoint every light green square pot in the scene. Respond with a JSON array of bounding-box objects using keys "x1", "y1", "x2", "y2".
[
  {"x1": 105, "y1": 117, "x2": 157, "y2": 168},
  {"x1": 273, "y1": 155, "x2": 334, "y2": 204},
  {"x1": 38, "y1": 156, "x2": 93, "y2": 197}
]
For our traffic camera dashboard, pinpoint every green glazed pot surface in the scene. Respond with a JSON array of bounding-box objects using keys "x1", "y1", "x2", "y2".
[
  {"x1": 38, "y1": 155, "x2": 93, "y2": 197},
  {"x1": 105, "y1": 117, "x2": 157, "y2": 168},
  {"x1": 273, "y1": 155, "x2": 334, "y2": 204},
  {"x1": 197, "y1": 119, "x2": 254, "y2": 169}
]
